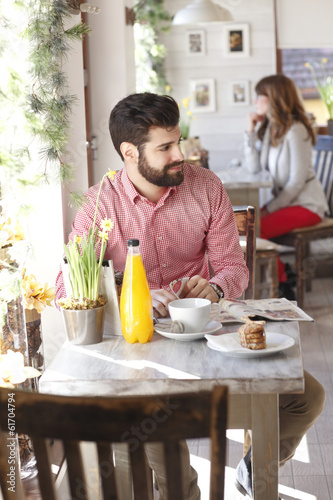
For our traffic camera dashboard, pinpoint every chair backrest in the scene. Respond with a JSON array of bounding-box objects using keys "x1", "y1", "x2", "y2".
[
  {"x1": 0, "y1": 385, "x2": 228, "y2": 500},
  {"x1": 233, "y1": 205, "x2": 256, "y2": 300},
  {"x1": 314, "y1": 135, "x2": 333, "y2": 217}
]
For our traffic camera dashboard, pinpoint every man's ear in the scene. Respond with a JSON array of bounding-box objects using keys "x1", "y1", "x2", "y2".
[{"x1": 120, "y1": 142, "x2": 138, "y2": 162}]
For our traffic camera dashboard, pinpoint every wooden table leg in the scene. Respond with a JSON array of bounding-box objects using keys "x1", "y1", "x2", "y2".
[{"x1": 251, "y1": 394, "x2": 279, "y2": 500}]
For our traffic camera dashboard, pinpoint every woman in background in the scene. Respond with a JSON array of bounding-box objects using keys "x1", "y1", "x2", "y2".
[{"x1": 244, "y1": 74, "x2": 328, "y2": 299}]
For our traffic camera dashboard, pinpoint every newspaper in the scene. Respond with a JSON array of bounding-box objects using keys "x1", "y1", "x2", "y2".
[{"x1": 217, "y1": 297, "x2": 314, "y2": 323}]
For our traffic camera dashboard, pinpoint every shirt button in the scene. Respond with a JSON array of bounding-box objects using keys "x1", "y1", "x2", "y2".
[
  {"x1": 162, "y1": 263, "x2": 167, "y2": 268},
  {"x1": 158, "y1": 236, "x2": 162, "y2": 240}
]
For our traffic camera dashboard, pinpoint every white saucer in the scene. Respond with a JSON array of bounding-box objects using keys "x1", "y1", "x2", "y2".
[
  {"x1": 155, "y1": 320, "x2": 222, "y2": 341},
  {"x1": 205, "y1": 332, "x2": 295, "y2": 357}
]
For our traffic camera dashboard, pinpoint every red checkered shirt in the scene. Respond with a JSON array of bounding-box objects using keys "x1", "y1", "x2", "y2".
[{"x1": 55, "y1": 163, "x2": 248, "y2": 301}]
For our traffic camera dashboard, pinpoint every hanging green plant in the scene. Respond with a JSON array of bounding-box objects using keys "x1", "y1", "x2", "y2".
[{"x1": 23, "y1": 0, "x2": 91, "y2": 206}]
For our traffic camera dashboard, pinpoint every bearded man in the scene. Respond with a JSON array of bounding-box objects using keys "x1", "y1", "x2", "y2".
[{"x1": 56, "y1": 92, "x2": 248, "y2": 311}]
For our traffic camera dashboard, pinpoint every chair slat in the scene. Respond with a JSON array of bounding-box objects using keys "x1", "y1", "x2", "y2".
[
  {"x1": 0, "y1": 431, "x2": 25, "y2": 500},
  {"x1": 233, "y1": 206, "x2": 256, "y2": 300},
  {"x1": 97, "y1": 442, "x2": 118, "y2": 500},
  {"x1": 163, "y1": 441, "x2": 184, "y2": 500},
  {"x1": 314, "y1": 136, "x2": 333, "y2": 216},
  {"x1": 63, "y1": 441, "x2": 88, "y2": 500},
  {"x1": 129, "y1": 444, "x2": 152, "y2": 500},
  {"x1": 33, "y1": 438, "x2": 58, "y2": 500}
]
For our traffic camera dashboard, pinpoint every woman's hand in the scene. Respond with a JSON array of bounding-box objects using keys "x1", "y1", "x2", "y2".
[
  {"x1": 151, "y1": 289, "x2": 175, "y2": 318},
  {"x1": 248, "y1": 112, "x2": 264, "y2": 133},
  {"x1": 182, "y1": 275, "x2": 219, "y2": 303}
]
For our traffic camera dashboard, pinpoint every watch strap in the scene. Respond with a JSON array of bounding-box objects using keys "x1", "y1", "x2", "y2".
[{"x1": 209, "y1": 283, "x2": 224, "y2": 299}]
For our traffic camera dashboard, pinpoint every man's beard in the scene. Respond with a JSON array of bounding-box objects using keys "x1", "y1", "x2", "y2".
[{"x1": 138, "y1": 153, "x2": 184, "y2": 187}]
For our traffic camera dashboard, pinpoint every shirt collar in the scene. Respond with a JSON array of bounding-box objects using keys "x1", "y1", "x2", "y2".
[
  {"x1": 121, "y1": 168, "x2": 140, "y2": 203},
  {"x1": 121, "y1": 167, "x2": 178, "y2": 204}
]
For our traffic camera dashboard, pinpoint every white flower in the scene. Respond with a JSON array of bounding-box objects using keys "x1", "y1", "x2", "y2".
[{"x1": 0, "y1": 350, "x2": 41, "y2": 388}]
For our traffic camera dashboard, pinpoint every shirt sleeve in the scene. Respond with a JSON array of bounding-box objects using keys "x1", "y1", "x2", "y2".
[
  {"x1": 206, "y1": 179, "x2": 249, "y2": 298},
  {"x1": 266, "y1": 124, "x2": 311, "y2": 213}
]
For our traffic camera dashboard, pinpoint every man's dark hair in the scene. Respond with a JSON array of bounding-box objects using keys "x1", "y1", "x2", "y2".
[{"x1": 109, "y1": 92, "x2": 180, "y2": 160}]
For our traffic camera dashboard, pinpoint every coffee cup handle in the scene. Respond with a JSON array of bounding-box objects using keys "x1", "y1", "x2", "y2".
[{"x1": 209, "y1": 302, "x2": 221, "y2": 323}]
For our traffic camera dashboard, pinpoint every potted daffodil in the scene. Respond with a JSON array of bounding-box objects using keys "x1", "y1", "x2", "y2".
[{"x1": 57, "y1": 169, "x2": 116, "y2": 345}]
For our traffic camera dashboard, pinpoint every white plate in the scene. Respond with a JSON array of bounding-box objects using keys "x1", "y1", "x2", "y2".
[
  {"x1": 155, "y1": 320, "x2": 222, "y2": 341},
  {"x1": 205, "y1": 332, "x2": 295, "y2": 358}
]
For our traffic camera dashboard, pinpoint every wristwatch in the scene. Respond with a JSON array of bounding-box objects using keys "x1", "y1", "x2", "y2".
[{"x1": 209, "y1": 283, "x2": 224, "y2": 299}]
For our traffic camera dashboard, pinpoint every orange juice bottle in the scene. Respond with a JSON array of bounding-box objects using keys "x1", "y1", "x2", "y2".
[{"x1": 120, "y1": 239, "x2": 154, "y2": 344}]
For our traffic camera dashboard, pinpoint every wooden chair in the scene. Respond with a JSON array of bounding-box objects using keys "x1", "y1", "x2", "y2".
[
  {"x1": 254, "y1": 238, "x2": 279, "y2": 299},
  {"x1": 234, "y1": 206, "x2": 280, "y2": 300},
  {"x1": 233, "y1": 205, "x2": 256, "y2": 299},
  {"x1": 271, "y1": 135, "x2": 333, "y2": 308},
  {"x1": 0, "y1": 385, "x2": 228, "y2": 500}
]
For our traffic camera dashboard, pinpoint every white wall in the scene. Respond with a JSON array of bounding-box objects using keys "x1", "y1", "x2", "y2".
[
  {"x1": 85, "y1": 0, "x2": 136, "y2": 185},
  {"x1": 276, "y1": 0, "x2": 333, "y2": 48},
  {"x1": 162, "y1": 0, "x2": 276, "y2": 171}
]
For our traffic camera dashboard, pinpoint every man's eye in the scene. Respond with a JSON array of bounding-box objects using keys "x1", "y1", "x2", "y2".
[{"x1": 161, "y1": 146, "x2": 169, "y2": 151}]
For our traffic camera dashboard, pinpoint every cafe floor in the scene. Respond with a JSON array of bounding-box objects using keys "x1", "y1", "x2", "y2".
[{"x1": 187, "y1": 275, "x2": 333, "y2": 500}]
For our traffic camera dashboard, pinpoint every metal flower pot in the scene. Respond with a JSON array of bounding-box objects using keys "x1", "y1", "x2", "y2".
[{"x1": 61, "y1": 305, "x2": 105, "y2": 345}]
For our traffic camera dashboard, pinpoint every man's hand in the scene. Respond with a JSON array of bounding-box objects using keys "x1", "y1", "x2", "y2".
[
  {"x1": 151, "y1": 288, "x2": 175, "y2": 318},
  {"x1": 182, "y1": 275, "x2": 219, "y2": 303}
]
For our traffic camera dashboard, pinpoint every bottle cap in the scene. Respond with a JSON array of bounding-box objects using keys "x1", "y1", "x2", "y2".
[{"x1": 127, "y1": 239, "x2": 139, "y2": 247}]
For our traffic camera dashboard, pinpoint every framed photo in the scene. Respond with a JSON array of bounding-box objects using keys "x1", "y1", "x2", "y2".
[
  {"x1": 224, "y1": 23, "x2": 250, "y2": 58},
  {"x1": 230, "y1": 80, "x2": 250, "y2": 106},
  {"x1": 186, "y1": 30, "x2": 206, "y2": 55},
  {"x1": 190, "y1": 79, "x2": 216, "y2": 113}
]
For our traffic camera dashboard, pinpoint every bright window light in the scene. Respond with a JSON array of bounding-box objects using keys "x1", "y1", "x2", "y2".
[
  {"x1": 279, "y1": 484, "x2": 317, "y2": 500},
  {"x1": 292, "y1": 434, "x2": 310, "y2": 463},
  {"x1": 226, "y1": 429, "x2": 245, "y2": 444}
]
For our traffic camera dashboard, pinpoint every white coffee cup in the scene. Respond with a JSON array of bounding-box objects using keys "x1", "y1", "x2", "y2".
[{"x1": 168, "y1": 298, "x2": 221, "y2": 333}]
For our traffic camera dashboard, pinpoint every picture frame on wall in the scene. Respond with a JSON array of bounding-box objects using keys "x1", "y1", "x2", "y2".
[
  {"x1": 186, "y1": 30, "x2": 206, "y2": 55},
  {"x1": 230, "y1": 80, "x2": 250, "y2": 106},
  {"x1": 224, "y1": 23, "x2": 250, "y2": 58},
  {"x1": 190, "y1": 79, "x2": 216, "y2": 113}
]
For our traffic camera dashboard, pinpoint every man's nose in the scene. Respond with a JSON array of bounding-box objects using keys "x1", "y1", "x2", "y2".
[{"x1": 173, "y1": 144, "x2": 184, "y2": 162}]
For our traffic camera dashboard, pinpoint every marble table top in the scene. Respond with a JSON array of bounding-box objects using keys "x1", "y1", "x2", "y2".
[
  {"x1": 215, "y1": 167, "x2": 273, "y2": 189},
  {"x1": 40, "y1": 321, "x2": 304, "y2": 398}
]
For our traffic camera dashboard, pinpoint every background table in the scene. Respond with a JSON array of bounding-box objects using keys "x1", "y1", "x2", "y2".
[
  {"x1": 40, "y1": 321, "x2": 304, "y2": 500},
  {"x1": 216, "y1": 168, "x2": 273, "y2": 236}
]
